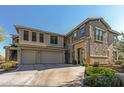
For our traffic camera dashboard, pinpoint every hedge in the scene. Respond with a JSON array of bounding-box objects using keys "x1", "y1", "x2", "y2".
[
  {"x1": 0, "y1": 61, "x2": 18, "y2": 71},
  {"x1": 84, "y1": 74, "x2": 122, "y2": 87},
  {"x1": 86, "y1": 67, "x2": 117, "y2": 76},
  {"x1": 84, "y1": 67, "x2": 122, "y2": 87}
]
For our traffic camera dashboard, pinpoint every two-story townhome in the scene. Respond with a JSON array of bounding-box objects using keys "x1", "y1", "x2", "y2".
[
  {"x1": 4, "y1": 17, "x2": 120, "y2": 65},
  {"x1": 4, "y1": 25, "x2": 66, "y2": 64}
]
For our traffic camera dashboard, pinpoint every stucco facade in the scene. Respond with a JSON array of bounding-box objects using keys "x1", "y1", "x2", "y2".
[
  {"x1": 5, "y1": 25, "x2": 66, "y2": 64},
  {"x1": 4, "y1": 17, "x2": 119, "y2": 65}
]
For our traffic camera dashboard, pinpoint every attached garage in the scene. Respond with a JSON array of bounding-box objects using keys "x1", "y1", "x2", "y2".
[
  {"x1": 21, "y1": 49, "x2": 64, "y2": 64},
  {"x1": 21, "y1": 50, "x2": 36, "y2": 65}
]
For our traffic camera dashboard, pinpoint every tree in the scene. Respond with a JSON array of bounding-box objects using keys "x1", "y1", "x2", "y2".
[
  {"x1": 116, "y1": 32, "x2": 124, "y2": 53},
  {"x1": 0, "y1": 26, "x2": 7, "y2": 41},
  {"x1": 0, "y1": 55, "x2": 5, "y2": 61},
  {"x1": 116, "y1": 32, "x2": 124, "y2": 58}
]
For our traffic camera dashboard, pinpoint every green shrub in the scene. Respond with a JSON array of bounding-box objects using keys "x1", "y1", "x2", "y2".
[
  {"x1": 86, "y1": 67, "x2": 117, "y2": 76},
  {"x1": 93, "y1": 62, "x2": 99, "y2": 67},
  {"x1": 115, "y1": 60, "x2": 124, "y2": 65},
  {"x1": 84, "y1": 74, "x2": 122, "y2": 87},
  {"x1": 72, "y1": 60, "x2": 77, "y2": 64},
  {"x1": 84, "y1": 67, "x2": 121, "y2": 87}
]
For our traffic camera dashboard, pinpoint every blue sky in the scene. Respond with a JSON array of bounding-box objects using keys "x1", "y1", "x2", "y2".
[{"x1": 0, "y1": 5, "x2": 124, "y2": 56}]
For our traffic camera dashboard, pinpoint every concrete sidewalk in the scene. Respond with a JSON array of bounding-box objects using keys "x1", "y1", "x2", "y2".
[{"x1": 0, "y1": 64, "x2": 85, "y2": 87}]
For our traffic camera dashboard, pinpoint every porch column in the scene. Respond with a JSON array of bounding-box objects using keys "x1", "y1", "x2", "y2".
[
  {"x1": 62, "y1": 50, "x2": 65, "y2": 63},
  {"x1": 5, "y1": 48, "x2": 10, "y2": 62},
  {"x1": 17, "y1": 48, "x2": 21, "y2": 64},
  {"x1": 74, "y1": 47, "x2": 78, "y2": 63}
]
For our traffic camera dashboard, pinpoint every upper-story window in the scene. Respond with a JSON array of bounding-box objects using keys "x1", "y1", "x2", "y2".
[
  {"x1": 50, "y1": 36, "x2": 58, "y2": 44},
  {"x1": 95, "y1": 27, "x2": 104, "y2": 42},
  {"x1": 39, "y1": 33, "x2": 44, "y2": 42},
  {"x1": 80, "y1": 28, "x2": 85, "y2": 37},
  {"x1": 73, "y1": 32, "x2": 77, "y2": 41},
  {"x1": 32, "y1": 32, "x2": 37, "y2": 42},
  {"x1": 24, "y1": 30, "x2": 29, "y2": 41}
]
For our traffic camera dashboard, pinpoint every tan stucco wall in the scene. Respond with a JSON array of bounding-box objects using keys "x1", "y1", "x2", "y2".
[{"x1": 18, "y1": 29, "x2": 64, "y2": 48}]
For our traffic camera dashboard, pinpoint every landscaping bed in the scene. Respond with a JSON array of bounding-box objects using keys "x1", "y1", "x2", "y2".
[
  {"x1": 0, "y1": 61, "x2": 18, "y2": 73},
  {"x1": 83, "y1": 66, "x2": 122, "y2": 87}
]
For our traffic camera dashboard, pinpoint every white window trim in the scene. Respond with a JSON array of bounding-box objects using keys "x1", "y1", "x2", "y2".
[{"x1": 95, "y1": 27, "x2": 105, "y2": 32}]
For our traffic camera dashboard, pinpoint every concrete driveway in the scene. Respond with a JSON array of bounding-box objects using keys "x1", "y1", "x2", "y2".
[{"x1": 0, "y1": 64, "x2": 85, "y2": 87}]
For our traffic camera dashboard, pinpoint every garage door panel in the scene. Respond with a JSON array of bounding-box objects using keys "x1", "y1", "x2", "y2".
[
  {"x1": 22, "y1": 50, "x2": 36, "y2": 65},
  {"x1": 21, "y1": 50, "x2": 63, "y2": 64},
  {"x1": 41, "y1": 51, "x2": 63, "y2": 63}
]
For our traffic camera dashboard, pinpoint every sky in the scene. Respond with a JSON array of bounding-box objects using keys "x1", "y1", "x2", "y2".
[{"x1": 0, "y1": 5, "x2": 124, "y2": 56}]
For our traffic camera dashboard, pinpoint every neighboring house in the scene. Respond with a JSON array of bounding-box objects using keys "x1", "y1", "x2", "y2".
[{"x1": 4, "y1": 17, "x2": 120, "y2": 65}]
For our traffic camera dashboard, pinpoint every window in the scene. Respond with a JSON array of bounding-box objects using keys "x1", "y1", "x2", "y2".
[
  {"x1": 50, "y1": 36, "x2": 58, "y2": 44},
  {"x1": 39, "y1": 33, "x2": 44, "y2": 42},
  {"x1": 80, "y1": 28, "x2": 85, "y2": 37},
  {"x1": 73, "y1": 32, "x2": 77, "y2": 41},
  {"x1": 23, "y1": 30, "x2": 29, "y2": 41},
  {"x1": 32, "y1": 32, "x2": 37, "y2": 41},
  {"x1": 95, "y1": 27, "x2": 104, "y2": 41}
]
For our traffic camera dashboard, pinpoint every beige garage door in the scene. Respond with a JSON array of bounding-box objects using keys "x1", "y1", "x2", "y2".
[
  {"x1": 22, "y1": 50, "x2": 36, "y2": 65},
  {"x1": 40, "y1": 51, "x2": 63, "y2": 64}
]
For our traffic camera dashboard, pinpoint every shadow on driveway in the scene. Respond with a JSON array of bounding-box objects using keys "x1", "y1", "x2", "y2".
[{"x1": 16, "y1": 64, "x2": 81, "y2": 72}]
